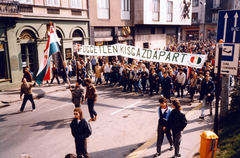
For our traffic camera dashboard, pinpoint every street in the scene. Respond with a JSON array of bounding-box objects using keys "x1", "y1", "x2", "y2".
[
  {"x1": 0, "y1": 85, "x2": 159, "y2": 158},
  {"x1": 0, "y1": 85, "x2": 199, "y2": 158}
]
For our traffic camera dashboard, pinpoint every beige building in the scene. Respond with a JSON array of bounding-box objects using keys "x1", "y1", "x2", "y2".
[
  {"x1": 89, "y1": 0, "x2": 192, "y2": 57},
  {"x1": 0, "y1": 0, "x2": 89, "y2": 90}
]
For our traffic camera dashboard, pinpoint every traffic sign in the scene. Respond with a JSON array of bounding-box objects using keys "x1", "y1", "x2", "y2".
[
  {"x1": 214, "y1": 43, "x2": 240, "y2": 75},
  {"x1": 217, "y1": 10, "x2": 240, "y2": 43}
]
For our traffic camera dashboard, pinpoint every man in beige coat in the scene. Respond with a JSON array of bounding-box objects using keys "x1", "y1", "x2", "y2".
[{"x1": 95, "y1": 63, "x2": 102, "y2": 85}]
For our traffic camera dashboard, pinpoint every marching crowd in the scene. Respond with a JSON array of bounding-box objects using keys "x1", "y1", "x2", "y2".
[{"x1": 19, "y1": 39, "x2": 240, "y2": 158}]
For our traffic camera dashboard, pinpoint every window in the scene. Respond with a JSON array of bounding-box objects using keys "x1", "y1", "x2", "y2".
[
  {"x1": 71, "y1": 0, "x2": 82, "y2": 9},
  {"x1": 46, "y1": 0, "x2": 60, "y2": 7},
  {"x1": 192, "y1": 13, "x2": 198, "y2": 23},
  {"x1": 121, "y1": 0, "x2": 130, "y2": 20},
  {"x1": 97, "y1": 0, "x2": 109, "y2": 19},
  {"x1": 213, "y1": 0, "x2": 220, "y2": 8},
  {"x1": 152, "y1": 0, "x2": 160, "y2": 21},
  {"x1": 192, "y1": 0, "x2": 199, "y2": 7},
  {"x1": 167, "y1": 1, "x2": 173, "y2": 22},
  {"x1": 212, "y1": 13, "x2": 218, "y2": 22},
  {"x1": 18, "y1": 0, "x2": 32, "y2": 4}
]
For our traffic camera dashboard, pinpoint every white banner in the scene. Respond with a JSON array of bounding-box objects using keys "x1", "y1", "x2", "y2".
[{"x1": 78, "y1": 44, "x2": 208, "y2": 68}]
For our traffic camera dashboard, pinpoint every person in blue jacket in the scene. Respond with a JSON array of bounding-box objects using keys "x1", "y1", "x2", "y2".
[{"x1": 154, "y1": 97, "x2": 173, "y2": 157}]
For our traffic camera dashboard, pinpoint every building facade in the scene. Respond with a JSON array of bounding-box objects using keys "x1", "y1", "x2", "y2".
[
  {"x1": 181, "y1": 0, "x2": 206, "y2": 41},
  {"x1": 0, "y1": 0, "x2": 89, "y2": 90},
  {"x1": 89, "y1": 0, "x2": 192, "y2": 51},
  {"x1": 134, "y1": 0, "x2": 192, "y2": 49},
  {"x1": 204, "y1": 0, "x2": 229, "y2": 40}
]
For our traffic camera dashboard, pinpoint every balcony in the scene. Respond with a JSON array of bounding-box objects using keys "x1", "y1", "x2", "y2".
[{"x1": 0, "y1": 0, "x2": 22, "y2": 17}]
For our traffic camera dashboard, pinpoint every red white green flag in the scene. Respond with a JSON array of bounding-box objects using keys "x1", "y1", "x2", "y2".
[{"x1": 36, "y1": 23, "x2": 60, "y2": 85}]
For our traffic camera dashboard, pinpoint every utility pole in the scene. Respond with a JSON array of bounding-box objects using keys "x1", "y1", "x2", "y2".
[{"x1": 214, "y1": 39, "x2": 223, "y2": 135}]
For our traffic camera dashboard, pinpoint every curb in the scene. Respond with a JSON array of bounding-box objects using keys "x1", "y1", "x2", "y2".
[{"x1": 126, "y1": 102, "x2": 203, "y2": 158}]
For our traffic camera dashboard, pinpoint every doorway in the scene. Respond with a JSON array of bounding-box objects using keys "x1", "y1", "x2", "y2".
[{"x1": 21, "y1": 44, "x2": 38, "y2": 79}]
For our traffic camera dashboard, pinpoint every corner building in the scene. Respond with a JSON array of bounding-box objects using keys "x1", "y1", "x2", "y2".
[{"x1": 0, "y1": 0, "x2": 89, "y2": 90}]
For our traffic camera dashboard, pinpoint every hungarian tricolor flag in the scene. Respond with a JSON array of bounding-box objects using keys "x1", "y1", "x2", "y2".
[{"x1": 36, "y1": 22, "x2": 61, "y2": 85}]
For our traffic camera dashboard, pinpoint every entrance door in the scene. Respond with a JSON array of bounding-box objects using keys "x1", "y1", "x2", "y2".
[{"x1": 21, "y1": 44, "x2": 38, "y2": 79}]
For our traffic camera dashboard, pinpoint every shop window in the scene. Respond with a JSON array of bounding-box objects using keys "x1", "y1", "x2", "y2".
[
  {"x1": 97, "y1": 0, "x2": 109, "y2": 19},
  {"x1": 121, "y1": 0, "x2": 130, "y2": 20},
  {"x1": 152, "y1": 0, "x2": 160, "y2": 21}
]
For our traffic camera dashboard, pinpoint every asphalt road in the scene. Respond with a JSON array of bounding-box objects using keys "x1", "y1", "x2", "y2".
[{"x1": 0, "y1": 85, "x2": 193, "y2": 158}]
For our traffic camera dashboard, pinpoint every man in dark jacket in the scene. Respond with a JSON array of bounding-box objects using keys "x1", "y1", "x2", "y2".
[
  {"x1": 140, "y1": 65, "x2": 149, "y2": 95},
  {"x1": 154, "y1": 97, "x2": 173, "y2": 157},
  {"x1": 199, "y1": 74, "x2": 215, "y2": 119},
  {"x1": 162, "y1": 72, "x2": 173, "y2": 103},
  {"x1": 70, "y1": 108, "x2": 91, "y2": 158},
  {"x1": 50, "y1": 64, "x2": 60, "y2": 84},
  {"x1": 70, "y1": 79, "x2": 84, "y2": 108},
  {"x1": 85, "y1": 78, "x2": 97, "y2": 122}
]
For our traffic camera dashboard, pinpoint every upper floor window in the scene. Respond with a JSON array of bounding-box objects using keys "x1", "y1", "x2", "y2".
[
  {"x1": 121, "y1": 0, "x2": 130, "y2": 20},
  {"x1": 97, "y1": 0, "x2": 109, "y2": 19},
  {"x1": 212, "y1": 13, "x2": 218, "y2": 22},
  {"x1": 192, "y1": 0, "x2": 199, "y2": 7},
  {"x1": 152, "y1": 0, "x2": 160, "y2": 21},
  {"x1": 18, "y1": 0, "x2": 33, "y2": 4},
  {"x1": 213, "y1": 0, "x2": 220, "y2": 8},
  {"x1": 71, "y1": 0, "x2": 82, "y2": 9},
  {"x1": 234, "y1": 0, "x2": 240, "y2": 9},
  {"x1": 167, "y1": 1, "x2": 173, "y2": 22},
  {"x1": 192, "y1": 13, "x2": 198, "y2": 23},
  {"x1": 46, "y1": 0, "x2": 60, "y2": 7}
]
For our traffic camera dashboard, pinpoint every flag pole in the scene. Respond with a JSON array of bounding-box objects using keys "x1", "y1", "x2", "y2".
[{"x1": 58, "y1": 51, "x2": 71, "y2": 88}]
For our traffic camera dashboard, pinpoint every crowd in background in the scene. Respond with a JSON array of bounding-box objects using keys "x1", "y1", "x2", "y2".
[{"x1": 46, "y1": 39, "x2": 240, "y2": 103}]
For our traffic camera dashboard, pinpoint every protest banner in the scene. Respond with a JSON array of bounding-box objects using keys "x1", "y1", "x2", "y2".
[{"x1": 78, "y1": 44, "x2": 207, "y2": 68}]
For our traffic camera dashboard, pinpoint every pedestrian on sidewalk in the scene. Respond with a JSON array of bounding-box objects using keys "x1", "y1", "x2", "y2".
[
  {"x1": 50, "y1": 64, "x2": 60, "y2": 85},
  {"x1": 70, "y1": 108, "x2": 91, "y2": 158},
  {"x1": 70, "y1": 79, "x2": 85, "y2": 108},
  {"x1": 154, "y1": 97, "x2": 173, "y2": 157},
  {"x1": 168, "y1": 99, "x2": 187, "y2": 158},
  {"x1": 19, "y1": 78, "x2": 36, "y2": 113},
  {"x1": 85, "y1": 78, "x2": 98, "y2": 122},
  {"x1": 199, "y1": 74, "x2": 215, "y2": 119}
]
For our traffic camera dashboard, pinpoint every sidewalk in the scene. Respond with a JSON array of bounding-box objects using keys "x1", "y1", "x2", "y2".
[
  {"x1": 0, "y1": 77, "x2": 77, "y2": 107},
  {"x1": 127, "y1": 99, "x2": 215, "y2": 158}
]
